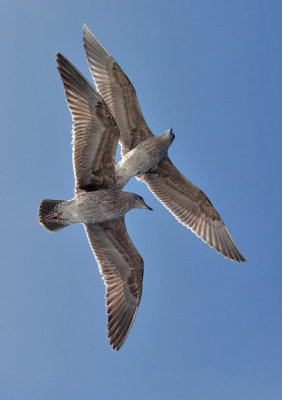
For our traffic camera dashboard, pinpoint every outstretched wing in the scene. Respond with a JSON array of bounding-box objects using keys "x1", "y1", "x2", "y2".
[
  {"x1": 84, "y1": 217, "x2": 144, "y2": 350},
  {"x1": 57, "y1": 53, "x2": 119, "y2": 192},
  {"x1": 83, "y1": 25, "x2": 153, "y2": 156},
  {"x1": 139, "y1": 157, "x2": 245, "y2": 262}
]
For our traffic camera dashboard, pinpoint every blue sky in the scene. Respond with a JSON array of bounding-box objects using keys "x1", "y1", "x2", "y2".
[{"x1": 1, "y1": 1, "x2": 282, "y2": 399}]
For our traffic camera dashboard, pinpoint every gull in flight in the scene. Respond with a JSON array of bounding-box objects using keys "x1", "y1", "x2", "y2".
[
  {"x1": 83, "y1": 25, "x2": 245, "y2": 262},
  {"x1": 39, "y1": 53, "x2": 153, "y2": 351}
]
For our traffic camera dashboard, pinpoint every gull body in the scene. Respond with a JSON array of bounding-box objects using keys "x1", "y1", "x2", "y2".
[
  {"x1": 40, "y1": 190, "x2": 150, "y2": 229},
  {"x1": 115, "y1": 130, "x2": 175, "y2": 188}
]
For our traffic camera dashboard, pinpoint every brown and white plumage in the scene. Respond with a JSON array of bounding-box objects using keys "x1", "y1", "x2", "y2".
[
  {"x1": 40, "y1": 53, "x2": 148, "y2": 350},
  {"x1": 57, "y1": 52, "x2": 119, "y2": 192},
  {"x1": 138, "y1": 157, "x2": 243, "y2": 261},
  {"x1": 83, "y1": 25, "x2": 245, "y2": 262},
  {"x1": 84, "y1": 218, "x2": 143, "y2": 351},
  {"x1": 82, "y1": 26, "x2": 153, "y2": 156}
]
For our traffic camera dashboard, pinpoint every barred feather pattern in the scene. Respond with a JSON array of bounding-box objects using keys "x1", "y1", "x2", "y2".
[{"x1": 84, "y1": 217, "x2": 144, "y2": 350}]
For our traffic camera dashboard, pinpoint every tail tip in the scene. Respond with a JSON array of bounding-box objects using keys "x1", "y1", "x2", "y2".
[{"x1": 38, "y1": 199, "x2": 67, "y2": 232}]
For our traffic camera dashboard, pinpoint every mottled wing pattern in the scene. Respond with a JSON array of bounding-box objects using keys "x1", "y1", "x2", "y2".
[
  {"x1": 139, "y1": 157, "x2": 245, "y2": 262},
  {"x1": 57, "y1": 53, "x2": 119, "y2": 192},
  {"x1": 84, "y1": 217, "x2": 144, "y2": 350},
  {"x1": 83, "y1": 25, "x2": 153, "y2": 156}
]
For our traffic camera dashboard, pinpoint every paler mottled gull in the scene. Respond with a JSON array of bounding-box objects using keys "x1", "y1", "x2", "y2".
[
  {"x1": 38, "y1": 53, "x2": 152, "y2": 351},
  {"x1": 83, "y1": 25, "x2": 246, "y2": 262}
]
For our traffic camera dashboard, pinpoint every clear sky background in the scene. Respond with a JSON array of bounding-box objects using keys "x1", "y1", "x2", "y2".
[{"x1": 1, "y1": 1, "x2": 281, "y2": 399}]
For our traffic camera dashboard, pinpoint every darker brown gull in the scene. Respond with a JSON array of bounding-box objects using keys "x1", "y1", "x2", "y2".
[{"x1": 38, "y1": 53, "x2": 152, "y2": 351}]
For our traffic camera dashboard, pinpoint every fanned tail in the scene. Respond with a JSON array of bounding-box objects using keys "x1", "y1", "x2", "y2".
[{"x1": 38, "y1": 199, "x2": 68, "y2": 232}]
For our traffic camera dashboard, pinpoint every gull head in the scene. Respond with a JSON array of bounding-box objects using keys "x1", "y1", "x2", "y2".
[
  {"x1": 163, "y1": 128, "x2": 175, "y2": 145},
  {"x1": 130, "y1": 193, "x2": 153, "y2": 211}
]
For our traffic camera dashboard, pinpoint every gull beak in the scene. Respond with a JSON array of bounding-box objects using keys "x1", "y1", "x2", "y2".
[{"x1": 145, "y1": 202, "x2": 153, "y2": 211}]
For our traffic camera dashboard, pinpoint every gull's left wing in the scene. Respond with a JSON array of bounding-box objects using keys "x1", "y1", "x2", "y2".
[
  {"x1": 139, "y1": 157, "x2": 245, "y2": 262},
  {"x1": 84, "y1": 217, "x2": 144, "y2": 350}
]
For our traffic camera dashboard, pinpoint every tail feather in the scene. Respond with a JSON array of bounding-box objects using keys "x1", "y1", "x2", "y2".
[{"x1": 38, "y1": 199, "x2": 68, "y2": 232}]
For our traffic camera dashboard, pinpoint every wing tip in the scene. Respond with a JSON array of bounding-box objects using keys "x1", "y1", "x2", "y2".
[
  {"x1": 83, "y1": 23, "x2": 91, "y2": 36},
  {"x1": 232, "y1": 253, "x2": 246, "y2": 263},
  {"x1": 106, "y1": 304, "x2": 139, "y2": 351},
  {"x1": 218, "y1": 249, "x2": 246, "y2": 263}
]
